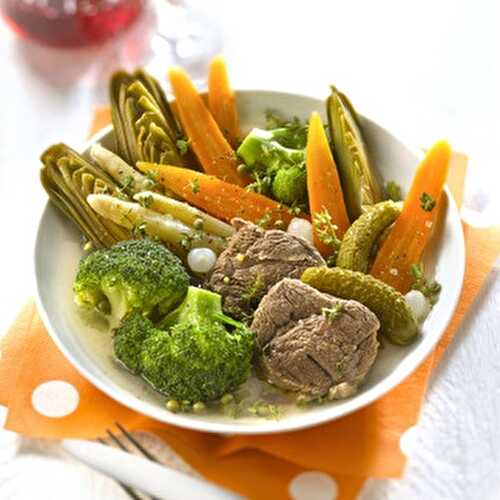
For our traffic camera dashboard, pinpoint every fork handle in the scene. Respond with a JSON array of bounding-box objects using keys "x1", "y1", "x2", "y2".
[{"x1": 62, "y1": 439, "x2": 240, "y2": 500}]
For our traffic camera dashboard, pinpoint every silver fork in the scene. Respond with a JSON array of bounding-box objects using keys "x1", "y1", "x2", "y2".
[
  {"x1": 97, "y1": 422, "x2": 162, "y2": 500},
  {"x1": 61, "y1": 422, "x2": 240, "y2": 500}
]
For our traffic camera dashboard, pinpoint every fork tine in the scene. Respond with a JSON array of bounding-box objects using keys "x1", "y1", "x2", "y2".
[
  {"x1": 97, "y1": 437, "x2": 147, "y2": 500},
  {"x1": 106, "y1": 429, "x2": 130, "y2": 452},
  {"x1": 115, "y1": 422, "x2": 161, "y2": 463}
]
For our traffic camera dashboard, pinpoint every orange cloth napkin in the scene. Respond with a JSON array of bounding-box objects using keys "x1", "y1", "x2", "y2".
[{"x1": 1, "y1": 109, "x2": 499, "y2": 500}]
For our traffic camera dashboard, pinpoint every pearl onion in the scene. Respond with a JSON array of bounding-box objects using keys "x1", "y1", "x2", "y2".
[
  {"x1": 287, "y1": 218, "x2": 314, "y2": 244},
  {"x1": 404, "y1": 290, "x2": 431, "y2": 322},
  {"x1": 187, "y1": 247, "x2": 217, "y2": 274}
]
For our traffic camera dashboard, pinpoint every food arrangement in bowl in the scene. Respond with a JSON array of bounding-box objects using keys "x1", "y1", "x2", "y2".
[{"x1": 36, "y1": 56, "x2": 463, "y2": 431}]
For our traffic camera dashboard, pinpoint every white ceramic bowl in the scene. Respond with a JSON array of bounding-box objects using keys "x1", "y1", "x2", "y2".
[{"x1": 35, "y1": 90, "x2": 465, "y2": 434}]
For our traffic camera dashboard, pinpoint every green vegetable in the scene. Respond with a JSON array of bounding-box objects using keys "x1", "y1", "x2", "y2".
[
  {"x1": 264, "y1": 111, "x2": 308, "y2": 149},
  {"x1": 109, "y1": 70, "x2": 184, "y2": 166},
  {"x1": 419, "y1": 192, "x2": 436, "y2": 212},
  {"x1": 237, "y1": 127, "x2": 307, "y2": 205},
  {"x1": 385, "y1": 180, "x2": 403, "y2": 201},
  {"x1": 90, "y1": 144, "x2": 160, "y2": 195},
  {"x1": 312, "y1": 209, "x2": 341, "y2": 265},
  {"x1": 87, "y1": 194, "x2": 227, "y2": 256},
  {"x1": 301, "y1": 267, "x2": 418, "y2": 345},
  {"x1": 271, "y1": 164, "x2": 307, "y2": 205},
  {"x1": 410, "y1": 263, "x2": 442, "y2": 305},
  {"x1": 326, "y1": 86, "x2": 383, "y2": 221},
  {"x1": 113, "y1": 287, "x2": 254, "y2": 401},
  {"x1": 337, "y1": 200, "x2": 401, "y2": 272},
  {"x1": 73, "y1": 239, "x2": 189, "y2": 328},
  {"x1": 40, "y1": 143, "x2": 130, "y2": 248},
  {"x1": 321, "y1": 303, "x2": 344, "y2": 321}
]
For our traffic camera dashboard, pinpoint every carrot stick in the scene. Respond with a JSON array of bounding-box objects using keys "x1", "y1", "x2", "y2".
[
  {"x1": 137, "y1": 163, "x2": 303, "y2": 226},
  {"x1": 306, "y1": 112, "x2": 350, "y2": 256},
  {"x1": 208, "y1": 55, "x2": 241, "y2": 148},
  {"x1": 370, "y1": 140, "x2": 451, "y2": 293},
  {"x1": 168, "y1": 66, "x2": 248, "y2": 187}
]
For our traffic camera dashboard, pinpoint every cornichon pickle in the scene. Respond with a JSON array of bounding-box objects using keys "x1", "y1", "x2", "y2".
[
  {"x1": 337, "y1": 201, "x2": 401, "y2": 272},
  {"x1": 301, "y1": 267, "x2": 418, "y2": 345},
  {"x1": 326, "y1": 86, "x2": 383, "y2": 221}
]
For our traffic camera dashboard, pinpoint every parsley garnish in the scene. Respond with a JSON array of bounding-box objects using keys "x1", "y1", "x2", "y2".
[
  {"x1": 138, "y1": 194, "x2": 154, "y2": 208},
  {"x1": 176, "y1": 139, "x2": 190, "y2": 155},
  {"x1": 420, "y1": 192, "x2": 436, "y2": 212},
  {"x1": 189, "y1": 178, "x2": 200, "y2": 194},
  {"x1": 242, "y1": 273, "x2": 264, "y2": 305},
  {"x1": 132, "y1": 222, "x2": 147, "y2": 238},
  {"x1": 322, "y1": 303, "x2": 344, "y2": 321},
  {"x1": 410, "y1": 262, "x2": 442, "y2": 305},
  {"x1": 256, "y1": 211, "x2": 272, "y2": 228},
  {"x1": 386, "y1": 180, "x2": 402, "y2": 201},
  {"x1": 312, "y1": 209, "x2": 341, "y2": 264}
]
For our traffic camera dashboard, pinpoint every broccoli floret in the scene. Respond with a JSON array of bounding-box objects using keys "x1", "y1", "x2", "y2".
[
  {"x1": 237, "y1": 127, "x2": 307, "y2": 205},
  {"x1": 271, "y1": 164, "x2": 307, "y2": 205},
  {"x1": 73, "y1": 239, "x2": 189, "y2": 328},
  {"x1": 113, "y1": 287, "x2": 254, "y2": 402}
]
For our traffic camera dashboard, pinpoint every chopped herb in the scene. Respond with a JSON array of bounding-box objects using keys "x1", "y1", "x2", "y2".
[
  {"x1": 138, "y1": 194, "x2": 154, "y2": 208},
  {"x1": 122, "y1": 175, "x2": 134, "y2": 191},
  {"x1": 144, "y1": 171, "x2": 159, "y2": 190},
  {"x1": 410, "y1": 262, "x2": 442, "y2": 305},
  {"x1": 132, "y1": 222, "x2": 147, "y2": 238},
  {"x1": 247, "y1": 400, "x2": 282, "y2": 420},
  {"x1": 287, "y1": 201, "x2": 303, "y2": 216},
  {"x1": 386, "y1": 180, "x2": 402, "y2": 201},
  {"x1": 335, "y1": 361, "x2": 344, "y2": 376},
  {"x1": 313, "y1": 209, "x2": 341, "y2": 259},
  {"x1": 189, "y1": 178, "x2": 200, "y2": 194},
  {"x1": 176, "y1": 139, "x2": 190, "y2": 155},
  {"x1": 274, "y1": 219, "x2": 285, "y2": 230},
  {"x1": 246, "y1": 170, "x2": 272, "y2": 195},
  {"x1": 264, "y1": 111, "x2": 308, "y2": 149},
  {"x1": 420, "y1": 192, "x2": 436, "y2": 212},
  {"x1": 242, "y1": 273, "x2": 264, "y2": 305},
  {"x1": 256, "y1": 211, "x2": 273, "y2": 228},
  {"x1": 180, "y1": 229, "x2": 202, "y2": 250},
  {"x1": 321, "y1": 302, "x2": 343, "y2": 322}
]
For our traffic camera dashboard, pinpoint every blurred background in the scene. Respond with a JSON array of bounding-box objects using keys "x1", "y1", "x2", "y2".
[{"x1": 0, "y1": 1, "x2": 499, "y2": 497}]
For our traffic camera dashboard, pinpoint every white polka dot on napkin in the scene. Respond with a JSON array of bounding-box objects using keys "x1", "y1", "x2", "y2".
[
  {"x1": 289, "y1": 471, "x2": 338, "y2": 500},
  {"x1": 31, "y1": 381, "x2": 79, "y2": 418}
]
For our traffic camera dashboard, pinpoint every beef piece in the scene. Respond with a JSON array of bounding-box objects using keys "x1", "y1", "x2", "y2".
[
  {"x1": 208, "y1": 219, "x2": 325, "y2": 319},
  {"x1": 251, "y1": 279, "x2": 380, "y2": 399}
]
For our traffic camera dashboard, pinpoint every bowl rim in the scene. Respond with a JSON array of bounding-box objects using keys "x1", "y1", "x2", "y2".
[{"x1": 34, "y1": 89, "x2": 465, "y2": 435}]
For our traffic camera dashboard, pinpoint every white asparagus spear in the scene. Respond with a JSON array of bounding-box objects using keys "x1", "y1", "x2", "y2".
[
  {"x1": 134, "y1": 191, "x2": 234, "y2": 238},
  {"x1": 90, "y1": 144, "x2": 156, "y2": 194},
  {"x1": 87, "y1": 194, "x2": 227, "y2": 255}
]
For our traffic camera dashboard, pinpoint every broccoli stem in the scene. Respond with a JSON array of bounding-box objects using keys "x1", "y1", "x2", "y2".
[
  {"x1": 158, "y1": 286, "x2": 223, "y2": 329},
  {"x1": 237, "y1": 128, "x2": 304, "y2": 169}
]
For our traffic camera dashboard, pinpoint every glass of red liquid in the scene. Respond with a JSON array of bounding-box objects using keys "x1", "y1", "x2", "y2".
[{"x1": 1, "y1": 0, "x2": 144, "y2": 47}]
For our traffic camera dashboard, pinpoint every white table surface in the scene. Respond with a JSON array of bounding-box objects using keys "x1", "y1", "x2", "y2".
[{"x1": 1, "y1": 1, "x2": 499, "y2": 498}]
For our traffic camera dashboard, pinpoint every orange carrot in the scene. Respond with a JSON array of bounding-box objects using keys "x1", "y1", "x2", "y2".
[
  {"x1": 137, "y1": 163, "x2": 302, "y2": 226},
  {"x1": 306, "y1": 112, "x2": 350, "y2": 256},
  {"x1": 370, "y1": 140, "x2": 451, "y2": 293},
  {"x1": 208, "y1": 56, "x2": 240, "y2": 148},
  {"x1": 168, "y1": 66, "x2": 248, "y2": 187}
]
